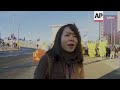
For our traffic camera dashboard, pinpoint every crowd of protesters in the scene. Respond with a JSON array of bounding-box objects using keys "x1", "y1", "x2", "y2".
[{"x1": 83, "y1": 45, "x2": 120, "y2": 59}]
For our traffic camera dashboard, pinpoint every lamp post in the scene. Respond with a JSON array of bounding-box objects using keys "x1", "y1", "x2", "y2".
[
  {"x1": 12, "y1": 14, "x2": 16, "y2": 48},
  {"x1": 0, "y1": 33, "x2": 1, "y2": 39},
  {"x1": 17, "y1": 24, "x2": 20, "y2": 49},
  {"x1": 114, "y1": 30, "x2": 115, "y2": 45},
  {"x1": 110, "y1": 19, "x2": 112, "y2": 45}
]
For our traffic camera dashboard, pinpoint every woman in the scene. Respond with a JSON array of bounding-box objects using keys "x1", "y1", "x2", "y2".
[{"x1": 34, "y1": 24, "x2": 84, "y2": 79}]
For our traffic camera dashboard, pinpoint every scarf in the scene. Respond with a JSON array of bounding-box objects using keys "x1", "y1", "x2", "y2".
[{"x1": 55, "y1": 48, "x2": 79, "y2": 65}]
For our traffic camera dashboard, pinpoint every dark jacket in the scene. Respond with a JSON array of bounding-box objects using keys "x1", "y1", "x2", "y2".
[{"x1": 34, "y1": 54, "x2": 84, "y2": 79}]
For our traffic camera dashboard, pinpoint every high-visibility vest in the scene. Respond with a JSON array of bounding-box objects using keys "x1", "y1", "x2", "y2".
[
  {"x1": 32, "y1": 49, "x2": 46, "y2": 62},
  {"x1": 33, "y1": 50, "x2": 40, "y2": 62}
]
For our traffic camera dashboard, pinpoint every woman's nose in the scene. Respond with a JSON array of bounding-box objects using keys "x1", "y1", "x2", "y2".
[{"x1": 68, "y1": 35, "x2": 74, "y2": 41}]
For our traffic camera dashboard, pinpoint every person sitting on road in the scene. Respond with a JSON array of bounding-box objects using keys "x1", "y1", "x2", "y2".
[{"x1": 34, "y1": 24, "x2": 84, "y2": 79}]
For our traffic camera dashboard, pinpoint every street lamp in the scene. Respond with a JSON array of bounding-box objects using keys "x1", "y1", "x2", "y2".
[
  {"x1": 12, "y1": 14, "x2": 16, "y2": 48},
  {"x1": 114, "y1": 30, "x2": 115, "y2": 45},
  {"x1": 110, "y1": 19, "x2": 112, "y2": 45},
  {"x1": 0, "y1": 32, "x2": 1, "y2": 39},
  {"x1": 17, "y1": 24, "x2": 20, "y2": 49}
]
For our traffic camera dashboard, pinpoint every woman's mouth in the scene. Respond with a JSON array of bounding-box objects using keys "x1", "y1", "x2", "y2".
[{"x1": 67, "y1": 43, "x2": 75, "y2": 48}]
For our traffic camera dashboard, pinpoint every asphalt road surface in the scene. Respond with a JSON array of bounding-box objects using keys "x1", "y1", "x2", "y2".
[
  {"x1": 0, "y1": 47, "x2": 36, "y2": 57},
  {"x1": 0, "y1": 47, "x2": 37, "y2": 79},
  {"x1": 0, "y1": 53, "x2": 120, "y2": 79}
]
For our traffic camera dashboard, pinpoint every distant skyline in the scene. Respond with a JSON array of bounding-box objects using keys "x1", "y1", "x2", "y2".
[{"x1": 0, "y1": 11, "x2": 117, "y2": 43}]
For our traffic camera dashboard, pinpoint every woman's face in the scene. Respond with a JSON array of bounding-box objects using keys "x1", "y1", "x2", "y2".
[{"x1": 61, "y1": 27, "x2": 78, "y2": 52}]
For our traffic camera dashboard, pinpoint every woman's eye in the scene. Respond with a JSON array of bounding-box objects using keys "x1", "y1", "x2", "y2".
[
  {"x1": 65, "y1": 34, "x2": 69, "y2": 36},
  {"x1": 73, "y1": 35, "x2": 77, "y2": 37}
]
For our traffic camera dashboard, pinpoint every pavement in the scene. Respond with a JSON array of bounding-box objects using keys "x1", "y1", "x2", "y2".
[
  {"x1": 83, "y1": 55, "x2": 120, "y2": 79},
  {"x1": 0, "y1": 47, "x2": 19, "y2": 51},
  {"x1": 99, "y1": 57, "x2": 120, "y2": 79}
]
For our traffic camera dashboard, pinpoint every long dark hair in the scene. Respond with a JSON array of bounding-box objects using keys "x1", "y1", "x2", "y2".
[{"x1": 47, "y1": 24, "x2": 83, "y2": 64}]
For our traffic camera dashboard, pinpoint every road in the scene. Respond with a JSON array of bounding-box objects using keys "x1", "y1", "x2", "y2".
[
  {"x1": 0, "y1": 47, "x2": 36, "y2": 57},
  {"x1": 0, "y1": 47, "x2": 37, "y2": 79},
  {"x1": 0, "y1": 53, "x2": 120, "y2": 79}
]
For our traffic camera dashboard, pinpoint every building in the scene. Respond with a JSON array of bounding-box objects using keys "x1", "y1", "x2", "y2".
[
  {"x1": 50, "y1": 25, "x2": 62, "y2": 44},
  {"x1": 117, "y1": 11, "x2": 120, "y2": 32},
  {"x1": 103, "y1": 15, "x2": 119, "y2": 45},
  {"x1": 99, "y1": 22, "x2": 104, "y2": 41}
]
